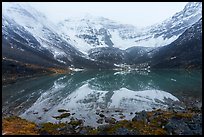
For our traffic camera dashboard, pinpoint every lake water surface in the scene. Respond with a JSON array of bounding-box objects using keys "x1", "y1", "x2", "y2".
[{"x1": 2, "y1": 69, "x2": 202, "y2": 126}]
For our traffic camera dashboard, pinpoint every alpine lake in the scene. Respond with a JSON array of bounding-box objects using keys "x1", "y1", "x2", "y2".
[{"x1": 2, "y1": 69, "x2": 202, "y2": 127}]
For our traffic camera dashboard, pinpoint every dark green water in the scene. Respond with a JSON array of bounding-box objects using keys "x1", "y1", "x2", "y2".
[{"x1": 2, "y1": 69, "x2": 202, "y2": 126}]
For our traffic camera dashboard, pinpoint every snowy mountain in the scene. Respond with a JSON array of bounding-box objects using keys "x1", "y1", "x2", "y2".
[
  {"x1": 58, "y1": 2, "x2": 202, "y2": 54},
  {"x1": 2, "y1": 3, "x2": 117, "y2": 70},
  {"x1": 2, "y1": 2, "x2": 202, "y2": 71},
  {"x1": 2, "y1": 2, "x2": 85, "y2": 66}
]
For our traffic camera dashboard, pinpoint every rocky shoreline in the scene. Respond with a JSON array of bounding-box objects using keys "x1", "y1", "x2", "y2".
[{"x1": 2, "y1": 98, "x2": 202, "y2": 135}]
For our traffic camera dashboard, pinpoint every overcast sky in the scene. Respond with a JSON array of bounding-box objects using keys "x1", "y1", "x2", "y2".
[{"x1": 24, "y1": 2, "x2": 188, "y2": 27}]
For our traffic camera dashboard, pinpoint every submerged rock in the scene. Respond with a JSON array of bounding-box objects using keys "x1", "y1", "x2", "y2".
[
  {"x1": 43, "y1": 108, "x2": 49, "y2": 112},
  {"x1": 115, "y1": 109, "x2": 122, "y2": 112},
  {"x1": 99, "y1": 114, "x2": 105, "y2": 118},
  {"x1": 119, "y1": 115, "x2": 125, "y2": 119},
  {"x1": 104, "y1": 117, "x2": 116, "y2": 124},
  {"x1": 33, "y1": 112, "x2": 38, "y2": 115},
  {"x1": 96, "y1": 119, "x2": 103, "y2": 124},
  {"x1": 57, "y1": 109, "x2": 69, "y2": 113},
  {"x1": 52, "y1": 113, "x2": 71, "y2": 119}
]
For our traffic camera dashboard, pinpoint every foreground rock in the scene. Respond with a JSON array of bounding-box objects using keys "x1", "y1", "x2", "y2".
[{"x1": 2, "y1": 107, "x2": 202, "y2": 135}]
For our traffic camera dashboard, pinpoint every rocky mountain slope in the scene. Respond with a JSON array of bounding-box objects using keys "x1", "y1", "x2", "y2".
[
  {"x1": 2, "y1": 3, "x2": 84, "y2": 67},
  {"x1": 149, "y1": 18, "x2": 202, "y2": 69}
]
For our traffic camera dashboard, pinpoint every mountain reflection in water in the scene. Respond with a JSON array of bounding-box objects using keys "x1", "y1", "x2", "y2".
[{"x1": 2, "y1": 70, "x2": 202, "y2": 126}]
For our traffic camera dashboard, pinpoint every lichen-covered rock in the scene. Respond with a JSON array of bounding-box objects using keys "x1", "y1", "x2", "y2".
[
  {"x1": 132, "y1": 110, "x2": 147, "y2": 122},
  {"x1": 113, "y1": 127, "x2": 137, "y2": 135},
  {"x1": 2, "y1": 116, "x2": 39, "y2": 135},
  {"x1": 164, "y1": 117, "x2": 193, "y2": 135},
  {"x1": 2, "y1": 104, "x2": 202, "y2": 135}
]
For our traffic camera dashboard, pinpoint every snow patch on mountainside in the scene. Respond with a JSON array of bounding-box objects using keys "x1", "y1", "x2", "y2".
[{"x1": 109, "y1": 30, "x2": 179, "y2": 49}]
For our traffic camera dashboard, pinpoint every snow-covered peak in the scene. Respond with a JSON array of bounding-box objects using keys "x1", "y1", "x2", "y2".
[
  {"x1": 173, "y1": 2, "x2": 201, "y2": 22},
  {"x1": 60, "y1": 14, "x2": 127, "y2": 30},
  {"x1": 3, "y1": 2, "x2": 47, "y2": 22},
  {"x1": 2, "y1": 2, "x2": 59, "y2": 33},
  {"x1": 183, "y1": 2, "x2": 202, "y2": 10},
  {"x1": 145, "y1": 2, "x2": 202, "y2": 29}
]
